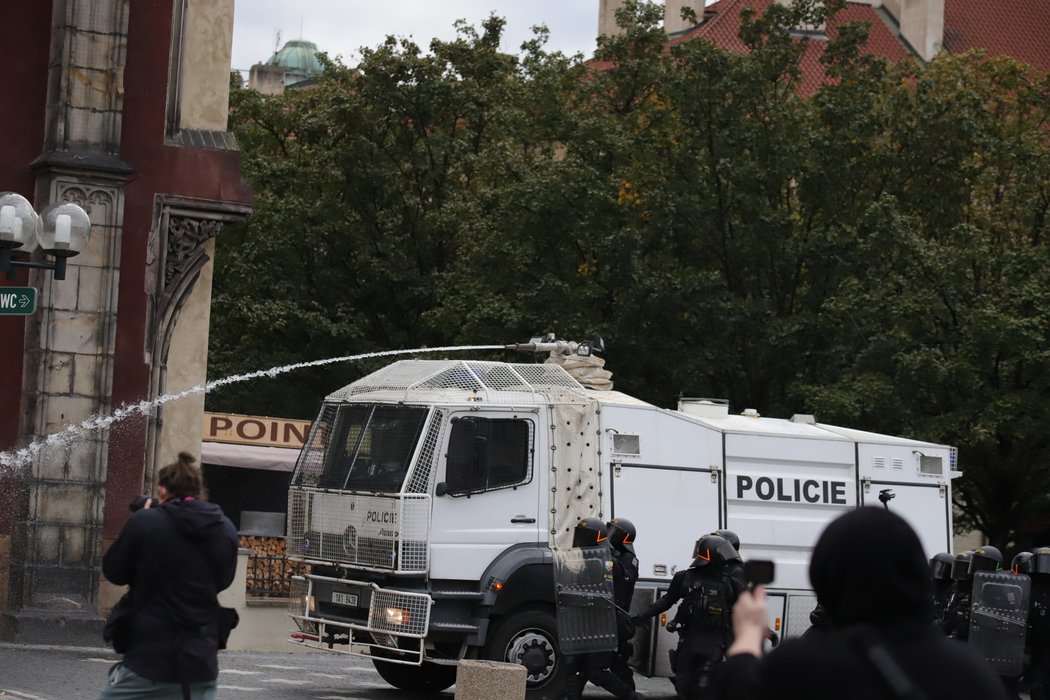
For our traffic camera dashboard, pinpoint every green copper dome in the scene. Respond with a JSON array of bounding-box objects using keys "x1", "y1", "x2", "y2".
[{"x1": 266, "y1": 39, "x2": 324, "y2": 86}]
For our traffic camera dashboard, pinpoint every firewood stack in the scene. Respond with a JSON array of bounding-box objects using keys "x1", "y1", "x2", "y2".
[{"x1": 240, "y1": 536, "x2": 308, "y2": 598}]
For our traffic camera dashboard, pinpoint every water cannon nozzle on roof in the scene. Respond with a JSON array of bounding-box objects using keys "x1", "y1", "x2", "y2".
[{"x1": 505, "y1": 333, "x2": 605, "y2": 357}]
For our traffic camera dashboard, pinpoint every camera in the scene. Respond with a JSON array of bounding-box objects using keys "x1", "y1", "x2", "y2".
[
  {"x1": 128, "y1": 495, "x2": 152, "y2": 512},
  {"x1": 744, "y1": 559, "x2": 776, "y2": 587}
]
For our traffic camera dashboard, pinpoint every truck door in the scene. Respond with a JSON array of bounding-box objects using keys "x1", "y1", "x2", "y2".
[
  {"x1": 860, "y1": 481, "x2": 951, "y2": 558},
  {"x1": 429, "y1": 409, "x2": 543, "y2": 580},
  {"x1": 611, "y1": 464, "x2": 722, "y2": 580},
  {"x1": 856, "y1": 442, "x2": 955, "y2": 557}
]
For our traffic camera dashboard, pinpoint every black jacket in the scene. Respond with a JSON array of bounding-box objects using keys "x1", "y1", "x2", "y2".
[
  {"x1": 640, "y1": 563, "x2": 741, "y2": 651},
  {"x1": 103, "y1": 497, "x2": 238, "y2": 683},
  {"x1": 714, "y1": 507, "x2": 1007, "y2": 700}
]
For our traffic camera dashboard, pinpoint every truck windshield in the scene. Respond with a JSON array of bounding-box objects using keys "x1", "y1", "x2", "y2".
[{"x1": 312, "y1": 404, "x2": 428, "y2": 492}]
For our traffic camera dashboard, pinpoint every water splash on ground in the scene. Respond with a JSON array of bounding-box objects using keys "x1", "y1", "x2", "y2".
[{"x1": 0, "y1": 344, "x2": 503, "y2": 471}]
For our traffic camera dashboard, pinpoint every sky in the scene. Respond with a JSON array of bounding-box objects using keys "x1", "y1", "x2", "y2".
[{"x1": 230, "y1": 1, "x2": 601, "y2": 74}]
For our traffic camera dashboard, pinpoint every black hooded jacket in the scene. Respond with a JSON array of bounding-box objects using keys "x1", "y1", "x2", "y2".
[
  {"x1": 103, "y1": 497, "x2": 238, "y2": 683},
  {"x1": 714, "y1": 507, "x2": 1007, "y2": 700}
]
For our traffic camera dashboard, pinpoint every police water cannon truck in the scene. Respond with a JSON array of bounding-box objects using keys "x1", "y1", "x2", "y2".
[{"x1": 285, "y1": 337, "x2": 960, "y2": 699}]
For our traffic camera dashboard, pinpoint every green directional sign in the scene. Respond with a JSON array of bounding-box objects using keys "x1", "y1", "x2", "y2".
[{"x1": 0, "y1": 287, "x2": 38, "y2": 315}]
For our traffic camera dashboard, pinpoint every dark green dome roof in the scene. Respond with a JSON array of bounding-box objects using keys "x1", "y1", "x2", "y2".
[{"x1": 266, "y1": 39, "x2": 323, "y2": 86}]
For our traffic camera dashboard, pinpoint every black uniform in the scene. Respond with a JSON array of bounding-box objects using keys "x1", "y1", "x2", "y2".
[
  {"x1": 1030, "y1": 575, "x2": 1050, "y2": 700},
  {"x1": 941, "y1": 551, "x2": 974, "y2": 640},
  {"x1": 929, "y1": 552, "x2": 955, "y2": 625},
  {"x1": 564, "y1": 519, "x2": 639, "y2": 700},
  {"x1": 610, "y1": 547, "x2": 639, "y2": 690},
  {"x1": 941, "y1": 580, "x2": 973, "y2": 639},
  {"x1": 932, "y1": 577, "x2": 953, "y2": 624},
  {"x1": 637, "y1": 561, "x2": 742, "y2": 700}
]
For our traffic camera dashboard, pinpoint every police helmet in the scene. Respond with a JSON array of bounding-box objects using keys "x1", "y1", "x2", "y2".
[
  {"x1": 932, "y1": 554, "x2": 957, "y2": 579},
  {"x1": 691, "y1": 534, "x2": 735, "y2": 568},
  {"x1": 968, "y1": 545, "x2": 1003, "y2": 574},
  {"x1": 930, "y1": 552, "x2": 954, "y2": 581},
  {"x1": 1033, "y1": 547, "x2": 1050, "y2": 575},
  {"x1": 712, "y1": 529, "x2": 741, "y2": 551},
  {"x1": 708, "y1": 530, "x2": 742, "y2": 562},
  {"x1": 607, "y1": 517, "x2": 637, "y2": 553},
  {"x1": 951, "y1": 551, "x2": 973, "y2": 581},
  {"x1": 573, "y1": 517, "x2": 610, "y2": 548},
  {"x1": 1012, "y1": 552, "x2": 1034, "y2": 575}
]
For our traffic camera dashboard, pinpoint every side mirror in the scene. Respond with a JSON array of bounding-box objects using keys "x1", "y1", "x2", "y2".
[{"x1": 435, "y1": 482, "x2": 448, "y2": 497}]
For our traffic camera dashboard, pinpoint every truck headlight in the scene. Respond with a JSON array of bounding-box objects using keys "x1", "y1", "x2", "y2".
[{"x1": 383, "y1": 607, "x2": 410, "y2": 626}]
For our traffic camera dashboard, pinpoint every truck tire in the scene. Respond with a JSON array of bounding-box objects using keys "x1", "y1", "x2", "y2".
[
  {"x1": 372, "y1": 658, "x2": 457, "y2": 693},
  {"x1": 483, "y1": 606, "x2": 566, "y2": 700}
]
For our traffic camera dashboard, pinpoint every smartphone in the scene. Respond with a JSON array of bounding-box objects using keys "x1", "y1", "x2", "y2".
[{"x1": 744, "y1": 559, "x2": 776, "y2": 588}]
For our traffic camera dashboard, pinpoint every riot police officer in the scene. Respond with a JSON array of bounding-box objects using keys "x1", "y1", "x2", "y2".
[
  {"x1": 930, "y1": 552, "x2": 955, "y2": 624},
  {"x1": 607, "y1": 518, "x2": 639, "y2": 691},
  {"x1": 711, "y1": 529, "x2": 746, "y2": 592},
  {"x1": 564, "y1": 518, "x2": 640, "y2": 700},
  {"x1": 967, "y1": 546, "x2": 1018, "y2": 697},
  {"x1": 1029, "y1": 547, "x2": 1050, "y2": 700},
  {"x1": 1013, "y1": 551, "x2": 1034, "y2": 576},
  {"x1": 633, "y1": 534, "x2": 743, "y2": 700},
  {"x1": 971, "y1": 545, "x2": 1004, "y2": 574},
  {"x1": 942, "y1": 550, "x2": 974, "y2": 639}
]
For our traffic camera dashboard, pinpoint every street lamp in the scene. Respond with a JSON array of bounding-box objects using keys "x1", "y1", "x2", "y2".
[{"x1": 0, "y1": 192, "x2": 91, "y2": 281}]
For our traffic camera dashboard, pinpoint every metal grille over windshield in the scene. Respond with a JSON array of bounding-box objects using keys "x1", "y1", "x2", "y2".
[
  {"x1": 292, "y1": 404, "x2": 428, "y2": 492},
  {"x1": 325, "y1": 360, "x2": 591, "y2": 405}
]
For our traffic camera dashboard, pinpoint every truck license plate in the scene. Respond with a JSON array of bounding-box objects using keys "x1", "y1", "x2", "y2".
[{"x1": 332, "y1": 591, "x2": 358, "y2": 607}]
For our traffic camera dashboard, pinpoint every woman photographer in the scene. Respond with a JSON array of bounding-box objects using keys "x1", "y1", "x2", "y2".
[{"x1": 98, "y1": 451, "x2": 238, "y2": 700}]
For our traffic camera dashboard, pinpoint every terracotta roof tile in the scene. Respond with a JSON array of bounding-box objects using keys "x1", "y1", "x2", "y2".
[
  {"x1": 943, "y1": 0, "x2": 1050, "y2": 73},
  {"x1": 589, "y1": 1, "x2": 1049, "y2": 89},
  {"x1": 671, "y1": 0, "x2": 913, "y2": 93}
]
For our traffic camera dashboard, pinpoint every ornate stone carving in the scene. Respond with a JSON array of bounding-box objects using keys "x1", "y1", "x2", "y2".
[{"x1": 165, "y1": 215, "x2": 223, "y2": 287}]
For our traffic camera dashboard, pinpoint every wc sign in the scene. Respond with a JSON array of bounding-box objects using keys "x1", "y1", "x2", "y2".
[{"x1": 0, "y1": 287, "x2": 37, "y2": 315}]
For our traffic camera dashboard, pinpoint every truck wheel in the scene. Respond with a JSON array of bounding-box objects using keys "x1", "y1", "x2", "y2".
[
  {"x1": 371, "y1": 659, "x2": 457, "y2": 693},
  {"x1": 483, "y1": 606, "x2": 565, "y2": 700}
]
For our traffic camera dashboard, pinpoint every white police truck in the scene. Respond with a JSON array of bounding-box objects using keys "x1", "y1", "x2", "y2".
[{"x1": 285, "y1": 341, "x2": 959, "y2": 699}]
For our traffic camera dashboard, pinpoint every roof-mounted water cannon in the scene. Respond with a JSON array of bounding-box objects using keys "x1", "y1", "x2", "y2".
[
  {"x1": 505, "y1": 333, "x2": 605, "y2": 357},
  {"x1": 506, "y1": 334, "x2": 612, "y2": 391}
]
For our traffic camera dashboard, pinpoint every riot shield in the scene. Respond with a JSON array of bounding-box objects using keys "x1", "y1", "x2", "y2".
[
  {"x1": 553, "y1": 547, "x2": 618, "y2": 654},
  {"x1": 969, "y1": 571, "x2": 1030, "y2": 675}
]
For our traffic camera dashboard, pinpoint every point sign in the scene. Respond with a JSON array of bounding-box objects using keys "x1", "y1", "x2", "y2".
[{"x1": 0, "y1": 287, "x2": 38, "y2": 315}]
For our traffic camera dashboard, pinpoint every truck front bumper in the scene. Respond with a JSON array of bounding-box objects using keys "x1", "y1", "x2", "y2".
[{"x1": 288, "y1": 574, "x2": 433, "y2": 664}]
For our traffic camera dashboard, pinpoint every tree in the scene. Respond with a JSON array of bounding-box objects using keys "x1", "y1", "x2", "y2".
[
  {"x1": 799, "y1": 51, "x2": 1050, "y2": 549},
  {"x1": 213, "y1": 2, "x2": 1050, "y2": 548},
  {"x1": 211, "y1": 17, "x2": 533, "y2": 417}
]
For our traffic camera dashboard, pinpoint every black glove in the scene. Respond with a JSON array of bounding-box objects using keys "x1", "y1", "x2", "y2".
[
  {"x1": 666, "y1": 620, "x2": 680, "y2": 633},
  {"x1": 768, "y1": 631, "x2": 780, "y2": 647}
]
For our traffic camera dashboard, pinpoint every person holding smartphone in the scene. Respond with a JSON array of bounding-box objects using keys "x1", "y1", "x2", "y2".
[{"x1": 715, "y1": 507, "x2": 1007, "y2": 700}]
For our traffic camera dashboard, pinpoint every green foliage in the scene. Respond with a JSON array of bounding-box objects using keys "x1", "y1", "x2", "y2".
[{"x1": 212, "y1": 4, "x2": 1050, "y2": 548}]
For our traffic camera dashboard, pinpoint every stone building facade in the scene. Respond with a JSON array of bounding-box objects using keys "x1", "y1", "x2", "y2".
[{"x1": 0, "y1": 0, "x2": 251, "y2": 641}]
